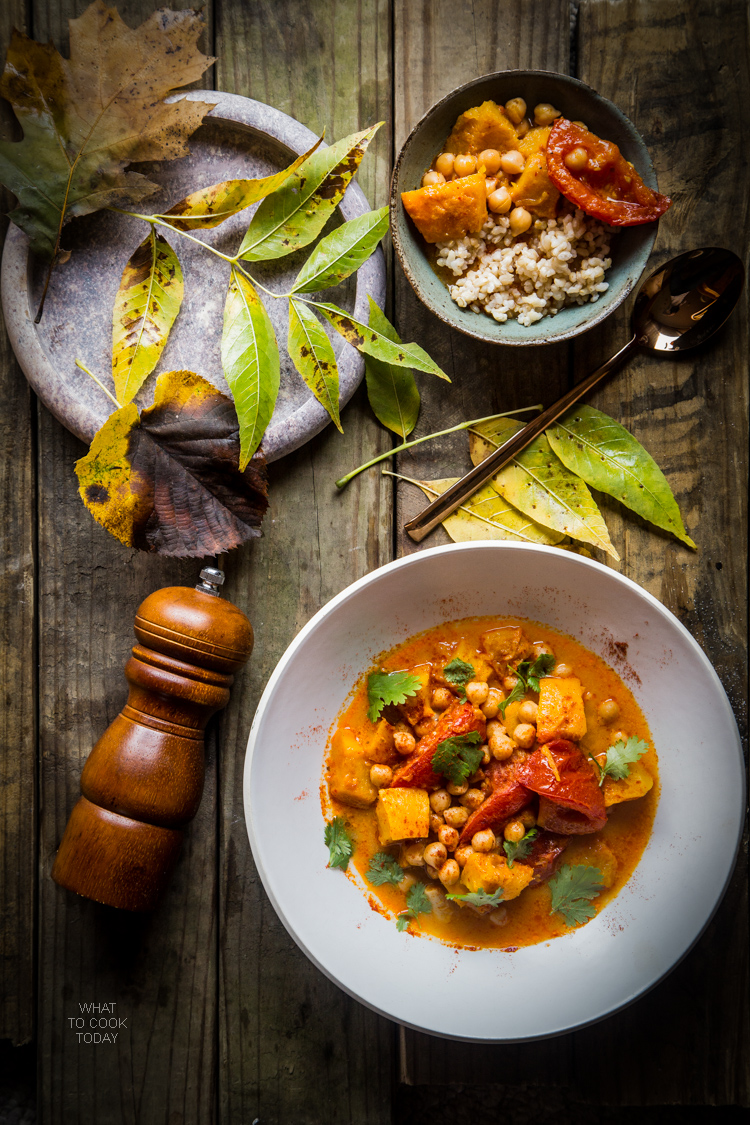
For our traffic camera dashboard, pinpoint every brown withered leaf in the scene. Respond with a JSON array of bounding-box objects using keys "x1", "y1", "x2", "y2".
[
  {"x1": 0, "y1": 1, "x2": 215, "y2": 260},
  {"x1": 75, "y1": 370, "x2": 268, "y2": 557}
]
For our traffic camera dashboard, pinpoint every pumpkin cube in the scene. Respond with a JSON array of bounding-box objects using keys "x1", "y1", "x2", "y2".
[
  {"x1": 364, "y1": 718, "x2": 398, "y2": 764},
  {"x1": 444, "y1": 100, "x2": 519, "y2": 155},
  {"x1": 602, "y1": 760, "x2": 654, "y2": 807},
  {"x1": 536, "y1": 677, "x2": 587, "y2": 743},
  {"x1": 518, "y1": 125, "x2": 552, "y2": 158},
  {"x1": 480, "y1": 625, "x2": 532, "y2": 673},
  {"x1": 460, "y1": 852, "x2": 533, "y2": 901},
  {"x1": 401, "y1": 174, "x2": 487, "y2": 243},
  {"x1": 510, "y1": 151, "x2": 560, "y2": 218},
  {"x1": 395, "y1": 663, "x2": 434, "y2": 726},
  {"x1": 328, "y1": 728, "x2": 377, "y2": 808},
  {"x1": 567, "y1": 839, "x2": 618, "y2": 888},
  {"x1": 376, "y1": 787, "x2": 430, "y2": 845}
]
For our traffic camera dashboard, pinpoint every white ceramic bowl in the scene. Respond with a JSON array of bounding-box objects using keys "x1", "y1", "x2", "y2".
[{"x1": 244, "y1": 543, "x2": 744, "y2": 1041}]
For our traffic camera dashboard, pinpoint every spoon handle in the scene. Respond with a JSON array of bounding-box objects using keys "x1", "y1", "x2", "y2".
[{"x1": 404, "y1": 335, "x2": 638, "y2": 543}]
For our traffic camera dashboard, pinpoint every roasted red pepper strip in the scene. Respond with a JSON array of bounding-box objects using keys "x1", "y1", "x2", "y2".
[
  {"x1": 546, "y1": 118, "x2": 671, "y2": 227},
  {"x1": 515, "y1": 739, "x2": 606, "y2": 834},
  {"x1": 390, "y1": 700, "x2": 486, "y2": 790},
  {"x1": 458, "y1": 756, "x2": 530, "y2": 847}
]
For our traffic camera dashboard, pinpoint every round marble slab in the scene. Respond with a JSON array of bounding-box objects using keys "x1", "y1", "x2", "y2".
[{"x1": 1, "y1": 91, "x2": 385, "y2": 462}]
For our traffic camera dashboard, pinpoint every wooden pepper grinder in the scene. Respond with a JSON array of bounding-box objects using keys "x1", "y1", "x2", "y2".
[{"x1": 52, "y1": 567, "x2": 253, "y2": 911}]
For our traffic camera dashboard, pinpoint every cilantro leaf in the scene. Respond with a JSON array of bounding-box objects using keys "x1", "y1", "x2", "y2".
[
  {"x1": 498, "y1": 677, "x2": 525, "y2": 718},
  {"x1": 498, "y1": 652, "x2": 555, "y2": 717},
  {"x1": 446, "y1": 886, "x2": 505, "y2": 908},
  {"x1": 324, "y1": 817, "x2": 353, "y2": 870},
  {"x1": 503, "y1": 827, "x2": 538, "y2": 868},
  {"x1": 598, "y1": 736, "x2": 649, "y2": 785},
  {"x1": 431, "y1": 731, "x2": 483, "y2": 786},
  {"x1": 443, "y1": 657, "x2": 475, "y2": 697},
  {"x1": 396, "y1": 881, "x2": 433, "y2": 931},
  {"x1": 367, "y1": 669, "x2": 421, "y2": 722},
  {"x1": 366, "y1": 852, "x2": 403, "y2": 887},
  {"x1": 548, "y1": 864, "x2": 603, "y2": 926}
]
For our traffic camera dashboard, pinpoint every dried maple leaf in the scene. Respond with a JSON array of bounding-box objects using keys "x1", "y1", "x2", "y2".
[
  {"x1": 0, "y1": 1, "x2": 215, "y2": 262},
  {"x1": 75, "y1": 370, "x2": 269, "y2": 557}
]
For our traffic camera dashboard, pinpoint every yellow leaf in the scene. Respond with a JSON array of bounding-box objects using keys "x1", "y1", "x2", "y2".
[{"x1": 411, "y1": 478, "x2": 564, "y2": 545}]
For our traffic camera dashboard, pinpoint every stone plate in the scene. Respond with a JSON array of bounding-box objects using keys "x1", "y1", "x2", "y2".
[{"x1": 1, "y1": 91, "x2": 385, "y2": 461}]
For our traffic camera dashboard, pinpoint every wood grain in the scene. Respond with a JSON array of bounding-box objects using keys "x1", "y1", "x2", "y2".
[
  {"x1": 214, "y1": 2, "x2": 395, "y2": 1123},
  {"x1": 0, "y1": 0, "x2": 36, "y2": 1049}
]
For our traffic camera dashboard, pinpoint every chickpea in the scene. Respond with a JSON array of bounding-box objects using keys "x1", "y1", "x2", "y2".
[
  {"x1": 397, "y1": 871, "x2": 417, "y2": 894},
  {"x1": 481, "y1": 745, "x2": 491, "y2": 765},
  {"x1": 369, "y1": 763, "x2": 393, "y2": 787},
  {"x1": 610, "y1": 730, "x2": 629, "y2": 746},
  {"x1": 487, "y1": 186, "x2": 512, "y2": 213},
  {"x1": 489, "y1": 905, "x2": 509, "y2": 926},
  {"x1": 424, "y1": 883, "x2": 453, "y2": 922},
  {"x1": 471, "y1": 828, "x2": 495, "y2": 853},
  {"x1": 439, "y1": 859, "x2": 461, "y2": 888},
  {"x1": 435, "y1": 152, "x2": 454, "y2": 178},
  {"x1": 517, "y1": 699, "x2": 538, "y2": 725},
  {"x1": 553, "y1": 662, "x2": 574, "y2": 678},
  {"x1": 430, "y1": 788, "x2": 451, "y2": 814},
  {"x1": 504, "y1": 97, "x2": 527, "y2": 125},
  {"x1": 429, "y1": 812, "x2": 444, "y2": 835},
  {"x1": 438, "y1": 823, "x2": 459, "y2": 851},
  {"x1": 453, "y1": 153, "x2": 477, "y2": 177},
  {"x1": 455, "y1": 844, "x2": 474, "y2": 867},
  {"x1": 532, "y1": 641, "x2": 554, "y2": 658},
  {"x1": 424, "y1": 863, "x2": 440, "y2": 882},
  {"x1": 424, "y1": 841, "x2": 447, "y2": 869},
  {"x1": 478, "y1": 147, "x2": 502, "y2": 173},
  {"x1": 534, "y1": 102, "x2": 562, "y2": 126},
  {"x1": 403, "y1": 842, "x2": 425, "y2": 866},
  {"x1": 502, "y1": 673, "x2": 519, "y2": 691},
  {"x1": 509, "y1": 206, "x2": 533, "y2": 236},
  {"x1": 598, "y1": 698, "x2": 620, "y2": 725},
  {"x1": 414, "y1": 717, "x2": 435, "y2": 738},
  {"x1": 446, "y1": 779, "x2": 468, "y2": 796},
  {"x1": 504, "y1": 819, "x2": 526, "y2": 843},
  {"x1": 465, "y1": 680, "x2": 489, "y2": 706},
  {"x1": 564, "y1": 145, "x2": 589, "y2": 172},
  {"x1": 485, "y1": 176, "x2": 498, "y2": 195},
  {"x1": 516, "y1": 119, "x2": 530, "y2": 138},
  {"x1": 460, "y1": 788, "x2": 486, "y2": 811},
  {"x1": 486, "y1": 719, "x2": 506, "y2": 738},
  {"x1": 490, "y1": 730, "x2": 515, "y2": 762},
  {"x1": 500, "y1": 149, "x2": 525, "y2": 176},
  {"x1": 512, "y1": 722, "x2": 536, "y2": 750},
  {"x1": 393, "y1": 729, "x2": 416, "y2": 756},
  {"x1": 421, "y1": 170, "x2": 445, "y2": 187},
  {"x1": 481, "y1": 686, "x2": 505, "y2": 719},
  {"x1": 444, "y1": 805, "x2": 470, "y2": 828},
  {"x1": 431, "y1": 686, "x2": 454, "y2": 711},
  {"x1": 518, "y1": 808, "x2": 537, "y2": 828}
]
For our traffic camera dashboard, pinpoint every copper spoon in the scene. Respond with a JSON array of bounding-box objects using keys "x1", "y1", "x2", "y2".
[{"x1": 404, "y1": 247, "x2": 745, "y2": 543}]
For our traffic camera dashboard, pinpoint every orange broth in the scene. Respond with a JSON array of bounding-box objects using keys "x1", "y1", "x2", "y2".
[{"x1": 322, "y1": 616, "x2": 658, "y2": 949}]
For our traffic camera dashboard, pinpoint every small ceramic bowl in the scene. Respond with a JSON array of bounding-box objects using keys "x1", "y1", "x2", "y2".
[{"x1": 390, "y1": 70, "x2": 662, "y2": 346}]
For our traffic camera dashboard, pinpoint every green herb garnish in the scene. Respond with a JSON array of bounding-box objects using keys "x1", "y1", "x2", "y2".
[
  {"x1": 366, "y1": 852, "x2": 403, "y2": 887},
  {"x1": 366, "y1": 669, "x2": 421, "y2": 722},
  {"x1": 548, "y1": 864, "x2": 603, "y2": 926},
  {"x1": 324, "y1": 817, "x2": 353, "y2": 871},
  {"x1": 595, "y1": 736, "x2": 649, "y2": 786},
  {"x1": 503, "y1": 827, "x2": 538, "y2": 868},
  {"x1": 396, "y1": 882, "x2": 432, "y2": 931},
  {"x1": 498, "y1": 652, "x2": 556, "y2": 717},
  {"x1": 431, "y1": 731, "x2": 483, "y2": 786},
  {"x1": 443, "y1": 657, "x2": 475, "y2": 697},
  {"x1": 446, "y1": 887, "x2": 505, "y2": 908}
]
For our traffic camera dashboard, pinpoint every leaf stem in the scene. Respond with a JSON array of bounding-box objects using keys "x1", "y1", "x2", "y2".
[
  {"x1": 75, "y1": 359, "x2": 121, "y2": 409},
  {"x1": 109, "y1": 208, "x2": 236, "y2": 263},
  {"x1": 231, "y1": 260, "x2": 284, "y2": 299},
  {"x1": 335, "y1": 407, "x2": 542, "y2": 489}
]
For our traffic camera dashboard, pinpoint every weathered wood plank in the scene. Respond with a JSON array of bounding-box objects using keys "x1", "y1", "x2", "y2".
[
  {"x1": 0, "y1": 0, "x2": 36, "y2": 1049},
  {"x1": 32, "y1": 3, "x2": 221, "y2": 1123},
  {"x1": 215, "y1": 3, "x2": 395, "y2": 1123}
]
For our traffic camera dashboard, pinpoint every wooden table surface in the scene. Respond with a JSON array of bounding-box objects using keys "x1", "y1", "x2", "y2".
[{"x1": 0, "y1": 1, "x2": 747, "y2": 1122}]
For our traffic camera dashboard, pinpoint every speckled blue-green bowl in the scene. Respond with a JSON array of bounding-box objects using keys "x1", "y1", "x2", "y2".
[{"x1": 390, "y1": 70, "x2": 663, "y2": 346}]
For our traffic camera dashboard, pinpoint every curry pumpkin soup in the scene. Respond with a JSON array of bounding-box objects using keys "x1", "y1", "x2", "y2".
[{"x1": 323, "y1": 616, "x2": 658, "y2": 949}]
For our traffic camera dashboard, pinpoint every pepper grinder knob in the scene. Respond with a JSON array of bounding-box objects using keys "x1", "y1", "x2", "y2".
[{"x1": 52, "y1": 568, "x2": 252, "y2": 911}]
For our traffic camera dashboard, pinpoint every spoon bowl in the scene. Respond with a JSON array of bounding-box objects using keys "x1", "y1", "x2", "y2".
[{"x1": 405, "y1": 246, "x2": 745, "y2": 542}]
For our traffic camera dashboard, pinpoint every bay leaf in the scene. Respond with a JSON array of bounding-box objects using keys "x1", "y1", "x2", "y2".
[
  {"x1": 157, "y1": 137, "x2": 324, "y2": 231},
  {"x1": 111, "y1": 229, "x2": 183, "y2": 405},
  {"x1": 288, "y1": 299, "x2": 342, "y2": 431},
  {"x1": 291, "y1": 207, "x2": 389, "y2": 293},
  {"x1": 469, "y1": 416, "x2": 525, "y2": 466},
  {"x1": 411, "y1": 478, "x2": 565, "y2": 545},
  {"x1": 547, "y1": 405, "x2": 697, "y2": 548},
  {"x1": 221, "y1": 268, "x2": 280, "y2": 471},
  {"x1": 75, "y1": 370, "x2": 268, "y2": 557},
  {"x1": 470, "y1": 419, "x2": 619, "y2": 560},
  {"x1": 238, "y1": 124, "x2": 382, "y2": 262},
  {"x1": 0, "y1": 2, "x2": 215, "y2": 259},
  {"x1": 363, "y1": 297, "x2": 420, "y2": 438},
  {"x1": 315, "y1": 302, "x2": 450, "y2": 380}
]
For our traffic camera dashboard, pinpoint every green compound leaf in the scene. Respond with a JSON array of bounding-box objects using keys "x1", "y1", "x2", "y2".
[
  {"x1": 288, "y1": 298, "x2": 342, "y2": 431},
  {"x1": 546, "y1": 405, "x2": 696, "y2": 549},
  {"x1": 396, "y1": 881, "x2": 432, "y2": 931},
  {"x1": 315, "y1": 303, "x2": 450, "y2": 380},
  {"x1": 367, "y1": 670, "x2": 421, "y2": 722},
  {"x1": 431, "y1": 732, "x2": 483, "y2": 787},
  {"x1": 363, "y1": 297, "x2": 421, "y2": 439},
  {"x1": 548, "y1": 864, "x2": 603, "y2": 926},
  {"x1": 324, "y1": 817, "x2": 353, "y2": 871},
  {"x1": 503, "y1": 827, "x2": 538, "y2": 867},
  {"x1": 446, "y1": 887, "x2": 505, "y2": 908},
  {"x1": 599, "y1": 736, "x2": 649, "y2": 784},
  {"x1": 291, "y1": 207, "x2": 389, "y2": 293},
  {"x1": 366, "y1": 852, "x2": 404, "y2": 887},
  {"x1": 221, "y1": 268, "x2": 280, "y2": 470}
]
